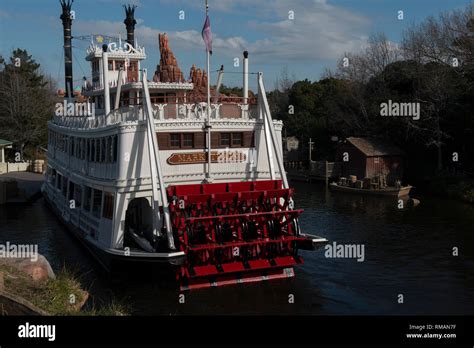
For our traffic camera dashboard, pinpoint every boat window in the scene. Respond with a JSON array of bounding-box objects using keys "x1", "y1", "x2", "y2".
[
  {"x1": 82, "y1": 138, "x2": 86, "y2": 160},
  {"x1": 170, "y1": 134, "x2": 181, "y2": 148},
  {"x1": 89, "y1": 139, "x2": 94, "y2": 161},
  {"x1": 51, "y1": 169, "x2": 56, "y2": 184},
  {"x1": 232, "y1": 133, "x2": 243, "y2": 147},
  {"x1": 58, "y1": 174, "x2": 61, "y2": 189},
  {"x1": 80, "y1": 138, "x2": 83, "y2": 158},
  {"x1": 86, "y1": 139, "x2": 89, "y2": 160},
  {"x1": 74, "y1": 185, "x2": 82, "y2": 208},
  {"x1": 74, "y1": 138, "x2": 81, "y2": 158},
  {"x1": 105, "y1": 137, "x2": 113, "y2": 163},
  {"x1": 220, "y1": 133, "x2": 231, "y2": 147},
  {"x1": 101, "y1": 138, "x2": 106, "y2": 162},
  {"x1": 62, "y1": 176, "x2": 68, "y2": 197},
  {"x1": 68, "y1": 181, "x2": 75, "y2": 201},
  {"x1": 92, "y1": 189, "x2": 102, "y2": 218},
  {"x1": 112, "y1": 136, "x2": 118, "y2": 162},
  {"x1": 69, "y1": 137, "x2": 74, "y2": 156},
  {"x1": 102, "y1": 193, "x2": 114, "y2": 219},
  {"x1": 83, "y1": 186, "x2": 91, "y2": 212},
  {"x1": 95, "y1": 139, "x2": 100, "y2": 162},
  {"x1": 183, "y1": 133, "x2": 194, "y2": 148},
  {"x1": 56, "y1": 173, "x2": 62, "y2": 190}
]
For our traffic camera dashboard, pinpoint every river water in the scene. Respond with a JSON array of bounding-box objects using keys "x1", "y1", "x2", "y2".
[{"x1": 1, "y1": 181, "x2": 472, "y2": 315}]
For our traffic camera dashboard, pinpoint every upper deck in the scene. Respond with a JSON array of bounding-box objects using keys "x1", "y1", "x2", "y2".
[{"x1": 50, "y1": 97, "x2": 260, "y2": 130}]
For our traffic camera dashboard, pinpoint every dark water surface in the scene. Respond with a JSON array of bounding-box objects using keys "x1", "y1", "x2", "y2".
[{"x1": 1, "y1": 181, "x2": 473, "y2": 315}]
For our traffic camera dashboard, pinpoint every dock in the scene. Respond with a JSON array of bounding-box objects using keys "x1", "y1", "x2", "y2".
[
  {"x1": 286, "y1": 160, "x2": 341, "y2": 184},
  {"x1": 0, "y1": 172, "x2": 44, "y2": 204}
]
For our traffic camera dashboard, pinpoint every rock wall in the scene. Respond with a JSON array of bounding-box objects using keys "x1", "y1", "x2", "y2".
[
  {"x1": 154, "y1": 33, "x2": 185, "y2": 83},
  {"x1": 189, "y1": 64, "x2": 208, "y2": 88}
]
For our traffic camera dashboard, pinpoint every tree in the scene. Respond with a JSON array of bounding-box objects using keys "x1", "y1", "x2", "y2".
[
  {"x1": 334, "y1": 32, "x2": 401, "y2": 83},
  {"x1": 268, "y1": 66, "x2": 295, "y2": 123},
  {"x1": 0, "y1": 49, "x2": 55, "y2": 159},
  {"x1": 400, "y1": 5, "x2": 474, "y2": 170}
]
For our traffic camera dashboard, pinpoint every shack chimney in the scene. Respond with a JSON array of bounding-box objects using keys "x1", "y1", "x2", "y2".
[
  {"x1": 60, "y1": 0, "x2": 74, "y2": 99},
  {"x1": 124, "y1": 4, "x2": 137, "y2": 48}
]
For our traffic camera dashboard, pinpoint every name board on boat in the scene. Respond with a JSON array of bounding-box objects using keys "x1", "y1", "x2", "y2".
[{"x1": 167, "y1": 151, "x2": 247, "y2": 165}]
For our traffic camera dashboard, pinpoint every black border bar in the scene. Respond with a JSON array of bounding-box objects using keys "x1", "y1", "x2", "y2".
[{"x1": 0, "y1": 315, "x2": 472, "y2": 345}]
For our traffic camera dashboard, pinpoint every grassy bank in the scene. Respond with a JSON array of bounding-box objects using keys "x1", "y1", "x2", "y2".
[
  {"x1": 426, "y1": 176, "x2": 474, "y2": 204},
  {"x1": 0, "y1": 264, "x2": 127, "y2": 315}
]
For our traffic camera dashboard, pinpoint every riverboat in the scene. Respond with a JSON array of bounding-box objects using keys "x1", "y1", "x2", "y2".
[{"x1": 42, "y1": 1, "x2": 327, "y2": 290}]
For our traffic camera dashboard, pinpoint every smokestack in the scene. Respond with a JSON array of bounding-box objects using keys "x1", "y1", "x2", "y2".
[
  {"x1": 102, "y1": 44, "x2": 111, "y2": 115},
  {"x1": 124, "y1": 4, "x2": 137, "y2": 48},
  {"x1": 60, "y1": 0, "x2": 74, "y2": 99},
  {"x1": 243, "y1": 51, "x2": 249, "y2": 104}
]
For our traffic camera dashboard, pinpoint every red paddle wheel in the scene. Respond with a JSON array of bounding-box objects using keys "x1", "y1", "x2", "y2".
[{"x1": 167, "y1": 180, "x2": 325, "y2": 290}]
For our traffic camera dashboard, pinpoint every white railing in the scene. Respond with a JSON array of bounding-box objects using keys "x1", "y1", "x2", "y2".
[{"x1": 51, "y1": 103, "x2": 259, "y2": 129}]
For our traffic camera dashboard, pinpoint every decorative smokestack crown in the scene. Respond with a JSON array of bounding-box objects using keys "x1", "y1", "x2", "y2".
[
  {"x1": 243, "y1": 51, "x2": 249, "y2": 59},
  {"x1": 60, "y1": 0, "x2": 74, "y2": 24},
  {"x1": 124, "y1": 4, "x2": 137, "y2": 47}
]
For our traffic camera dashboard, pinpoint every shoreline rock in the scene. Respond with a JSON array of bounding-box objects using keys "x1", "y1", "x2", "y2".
[{"x1": 0, "y1": 253, "x2": 55, "y2": 281}]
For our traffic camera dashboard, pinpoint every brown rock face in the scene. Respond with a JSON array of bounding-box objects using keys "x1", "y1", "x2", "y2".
[
  {"x1": 189, "y1": 64, "x2": 208, "y2": 88},
  {"x1": 155, "y1": 33, "x2": 185, "y2": 83}
]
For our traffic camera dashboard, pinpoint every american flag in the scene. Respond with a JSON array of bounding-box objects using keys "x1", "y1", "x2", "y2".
[{"x1": 202, "y1": 15, "x2": 212, "y2": 55}]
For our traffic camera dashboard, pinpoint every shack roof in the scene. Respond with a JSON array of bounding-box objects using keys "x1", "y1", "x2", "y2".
[
  {"x1": 345, "y1": 137, "x2": 404, "y2": 157},
  {"x1": 0, "y1": 139, "x2": 13, "y2": 147}
]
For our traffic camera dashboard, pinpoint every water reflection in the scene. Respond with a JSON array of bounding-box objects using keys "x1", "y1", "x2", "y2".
[{"x1": 0, "y1": 182, "x2": 472, "y2": 315}]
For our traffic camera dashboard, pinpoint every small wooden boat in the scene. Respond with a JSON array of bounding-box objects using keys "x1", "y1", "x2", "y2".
[{"x1": 329, "y1": 182, "x2": 412, "y2": 197}]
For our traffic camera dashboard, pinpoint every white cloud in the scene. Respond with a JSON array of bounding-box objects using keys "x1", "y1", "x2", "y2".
[
  {"x1": 72, "y1": 19, "x2": 247, "y2": 56},
  {"x1": 70, "y1": 0, "x2": 372, "y2": 74},
  {"x1": 158, "y1": 0, "x2": 371, "y2": 63}
]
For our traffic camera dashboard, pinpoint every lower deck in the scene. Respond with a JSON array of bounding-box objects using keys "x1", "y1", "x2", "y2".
[{"x1": 42, "y1": 170, "x2": 327, "y2": 289}]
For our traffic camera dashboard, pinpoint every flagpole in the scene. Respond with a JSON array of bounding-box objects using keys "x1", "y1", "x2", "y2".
[{"x1": 205, "y1": 0, "x2": 212, "y2": 181}]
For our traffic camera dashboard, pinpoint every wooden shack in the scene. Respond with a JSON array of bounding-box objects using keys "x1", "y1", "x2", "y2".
[{"x1": 336, "y1": 137, "x2": 404, "y2": 185}]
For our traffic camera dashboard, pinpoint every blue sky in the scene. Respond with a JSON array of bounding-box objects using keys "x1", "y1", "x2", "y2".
[{"x1": 0, "y1": 0, "x2": 472, "y2": 91}]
